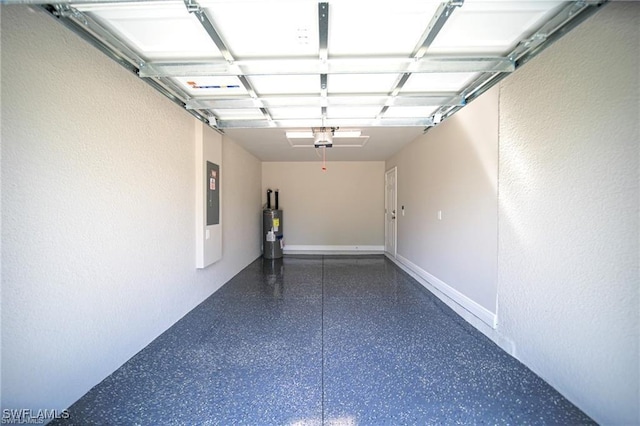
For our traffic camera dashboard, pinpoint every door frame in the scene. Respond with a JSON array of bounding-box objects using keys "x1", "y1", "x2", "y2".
[{"x1": 385, "y1": 166, "x2": 397, "y2": 258}]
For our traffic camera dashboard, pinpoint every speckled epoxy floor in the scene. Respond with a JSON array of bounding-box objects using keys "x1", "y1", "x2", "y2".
[{"x1": 55, "y1": 255, "x2": 595, "y2": 425}]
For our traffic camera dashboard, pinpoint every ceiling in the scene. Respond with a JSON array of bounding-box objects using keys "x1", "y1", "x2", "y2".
[{"x1": 29, "y1": 0, "x2": 607, "y2": 161}]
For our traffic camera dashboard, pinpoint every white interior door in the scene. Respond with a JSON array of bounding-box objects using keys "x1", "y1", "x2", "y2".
[{"x1": 385, "y1": 167, "x2": 397, "y2": 258}]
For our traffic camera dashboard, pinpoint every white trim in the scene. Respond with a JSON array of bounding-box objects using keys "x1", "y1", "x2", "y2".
[
  {"x1": 390, "y1": 254, "x2": 497, "y2": 329},
  {"x1": 284, "y1": 245, "x2": 384, "y2": 255}
]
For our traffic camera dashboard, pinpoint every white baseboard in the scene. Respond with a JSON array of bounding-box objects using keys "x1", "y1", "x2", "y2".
[
  {"x1": 284, "y1": 245, "x2": 384, "y2": 255},
  {"x1": 388, "y1": 254, "x2": 497, "y2": 329}
]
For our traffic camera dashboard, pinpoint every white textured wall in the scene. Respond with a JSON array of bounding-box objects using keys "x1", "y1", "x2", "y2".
[
  {"x1": 385, "y1": 87, "x2": 499, "y2": 315},
  {"x1": 262, "y1": 162, "x2": 385, "y2": 249},
  {"x1": 498, "y1": 3, "x2": 639, "y2": 424},
  {"x1": 1, "y1": 5, "x2": 261, "y2": 412}
]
